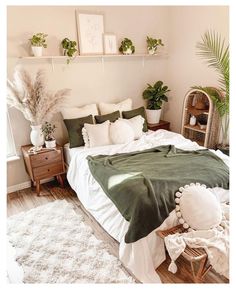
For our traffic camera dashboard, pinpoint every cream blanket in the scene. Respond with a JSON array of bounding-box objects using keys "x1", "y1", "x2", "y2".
[{"x1": 164, "y1": 203, "x2": 229, "y2": 279}]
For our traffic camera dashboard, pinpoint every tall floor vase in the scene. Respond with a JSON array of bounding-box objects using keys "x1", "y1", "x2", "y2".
[{"x1": 30, "y1": 125, "x2": 44, "y2": 151}]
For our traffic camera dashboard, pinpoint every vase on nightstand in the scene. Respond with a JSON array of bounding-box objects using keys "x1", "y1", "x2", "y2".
[{"x1": 30, "y1": 125, "x2": 44, "y2": 151}]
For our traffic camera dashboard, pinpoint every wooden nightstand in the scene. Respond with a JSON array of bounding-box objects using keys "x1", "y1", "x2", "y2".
[
  {"x1": 21, "y1": 144, "x2": 65, "y2": 196},
  {"x1": 148, "y1": 120, "x2": 170, "y2": 131}
]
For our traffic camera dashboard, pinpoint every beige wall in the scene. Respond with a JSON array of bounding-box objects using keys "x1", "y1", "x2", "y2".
[{"x1": 7, "y1": 6, "x2": 229, "y2": 189}]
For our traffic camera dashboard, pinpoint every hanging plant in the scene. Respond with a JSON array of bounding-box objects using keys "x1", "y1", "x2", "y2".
[{"x1": 61, "y1": 38, "x2": 77, "y2": 64}]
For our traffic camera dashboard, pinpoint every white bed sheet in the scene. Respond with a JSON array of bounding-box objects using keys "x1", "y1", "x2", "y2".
[{"x1": 67, "y1": 129, "x2": 229, "y2": 283}]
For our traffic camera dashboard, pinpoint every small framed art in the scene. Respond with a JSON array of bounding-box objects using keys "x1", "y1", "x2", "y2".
[
  {"x1": 103, "y1": 34, "x2": 118, "y2": 55},
  {"x1": 76, "y1": 11, "x2": 104, "y2": 55}
]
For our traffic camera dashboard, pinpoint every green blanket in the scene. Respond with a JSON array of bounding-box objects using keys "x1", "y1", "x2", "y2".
[{"x1": 87, "y1": 145, "x2": 229, "y2": 243}]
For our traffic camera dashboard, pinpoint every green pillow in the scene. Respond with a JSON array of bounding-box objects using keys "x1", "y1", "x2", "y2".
[
  {"x1": 95, "y1": 111, "x2": 120, "y2": 124},
  {"x1": 122, "y1": 106, "x2": 148, "y2": 132},
  {"x1": 64, "y1": 115, "x2": 93, "y2": 148}
]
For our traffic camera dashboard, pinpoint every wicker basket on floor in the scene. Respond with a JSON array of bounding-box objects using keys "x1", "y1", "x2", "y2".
[{"x1": 157, "y1": 225, "x2": 212, "y2": 283}]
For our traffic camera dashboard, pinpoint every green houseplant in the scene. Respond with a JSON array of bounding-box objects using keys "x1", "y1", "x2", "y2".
[
  {"x1": 193, "y1": 30, "x2": 229, "y2": 151},
  {"x1": 42, "y1": 121, "x2": 56, "y2": 148},
  {"x1": 142, "y1": 81, "x2": 170, "y2": 124},
  {"x1": 29, "y1": 32, "x2": 48, "y2": 57},
  {"x1": 146, "y1": 36, "x2": 164, "y2": 55},
  {"x1": 61, "y1": 38, "x2": 77, "y2": 64},
  {"x1": 119, "y1": 38, "x2": 135, "y2": 55}
]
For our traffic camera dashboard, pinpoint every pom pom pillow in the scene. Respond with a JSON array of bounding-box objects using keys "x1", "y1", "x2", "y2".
[{"x1": 175, "y1": 183, "x2": 222, "y2": 230}]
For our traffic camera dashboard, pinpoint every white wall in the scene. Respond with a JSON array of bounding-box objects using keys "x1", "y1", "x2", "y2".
[{"x1": 7, "y1": 6, "x2": 229, "y2": 189}]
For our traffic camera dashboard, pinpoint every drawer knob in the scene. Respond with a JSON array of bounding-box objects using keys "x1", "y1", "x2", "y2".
[
  {"x1": 45, "y1": 157, "x2": 48, "y2": 160},
  {"x1": 48, "y1": 169, "x2": 50, "y2": 172}
]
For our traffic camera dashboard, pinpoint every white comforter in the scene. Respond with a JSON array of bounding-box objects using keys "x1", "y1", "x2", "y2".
[{"x1": 67, "y1": 130, "x2": 229, "y2": 283}]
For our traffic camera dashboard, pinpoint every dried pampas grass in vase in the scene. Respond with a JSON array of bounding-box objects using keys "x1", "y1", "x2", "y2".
[{"x1": 7, "y1": 68, "x2": 71, "y2": 151}]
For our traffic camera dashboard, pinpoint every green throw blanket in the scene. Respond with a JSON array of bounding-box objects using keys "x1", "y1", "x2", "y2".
[{"x1": 87, "y1": 145, "x2": 229, "y2": 243}]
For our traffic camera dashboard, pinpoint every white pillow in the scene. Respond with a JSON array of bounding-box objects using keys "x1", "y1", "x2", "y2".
[
  {"x1": 110, "y1": 119, "x2": 135, "y2": 144},
  {"x1": 119, "y1": 115, "x2": 144, "y2": 140},
  {"x1": 83, "y1": 120, "x2": 111, "y2": 148},
  {"x1": 61, "y1": 104, "x2": 98, "y2": 119},
  {"x1": 98, "y1": 98, "x2": 132, "y2": 115},
  {"x1": 175, "y1": 183, "x2": 222, "y2": 231}
]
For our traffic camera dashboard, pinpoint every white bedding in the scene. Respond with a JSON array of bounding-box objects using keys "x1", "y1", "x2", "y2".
[{"x1": 67, "y1": 129, "x2": 229, "y2": 283}]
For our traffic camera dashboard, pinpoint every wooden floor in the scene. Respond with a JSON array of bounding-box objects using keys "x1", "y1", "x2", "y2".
[{"x1": 7, "y1": 181, "x2": 229, "y2": 284}]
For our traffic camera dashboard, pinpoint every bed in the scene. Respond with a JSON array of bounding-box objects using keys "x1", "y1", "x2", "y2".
[{"x1": 66, "y1": 129, "x2": 229, "y2": 283}]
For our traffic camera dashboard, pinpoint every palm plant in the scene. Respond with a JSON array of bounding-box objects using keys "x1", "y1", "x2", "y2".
[{"x1": 193, "y1": 30, "x2": 229, "y2": 148}]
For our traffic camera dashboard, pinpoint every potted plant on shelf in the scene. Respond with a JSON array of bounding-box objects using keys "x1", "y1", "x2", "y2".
[
  {"x1": 142, "y1": 81, "x2": 170, "y2": 124},
  {"x1": 146, "y1": 36, "x2": 164, "y2": 55},
  {"x1": 29, "y1": 32, "x2": 48, "y2": 57},
  {"x1": 192, "y1": 30, "x2": 229, "y2": 154},
  {"x1": 61, "y1": 38, "x2": 77, "y2": 64},
  {"x1": 7, "y1": 68, "x2": 71, "y2": 152},
  {"x1": 42, "y1": 122, "x2": 57, "y2": 148},
  {"x1": 119, "y1": 38, "x2": 135, "y2": 55}
]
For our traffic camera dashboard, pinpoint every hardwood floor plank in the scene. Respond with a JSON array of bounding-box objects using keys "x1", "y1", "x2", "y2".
[{"x1": 7, "y1": 181, "x2": 228, "y2": 284}]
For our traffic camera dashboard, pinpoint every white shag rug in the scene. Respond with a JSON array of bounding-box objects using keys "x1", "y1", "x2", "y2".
[{"x1": 7, "y1": 200, "x2": 135, "y2": 283}]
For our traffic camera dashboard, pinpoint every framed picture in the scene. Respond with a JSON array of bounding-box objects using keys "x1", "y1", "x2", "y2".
[
  {"x1": 103, "y1": 34, "x2": 118, "y2": 55},
  {"x1": 76, "y1": 11, "x2": 104, "y2": 55}
]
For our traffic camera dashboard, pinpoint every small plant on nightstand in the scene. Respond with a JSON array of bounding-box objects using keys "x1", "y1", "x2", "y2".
[
  {"x1": 143, "y1": 81, "x2": 170, "y2": 124},
  {"x1": 29, "y1": 32, "x2": 48, "y2": 56},
  {"x1": 42, "y1": 122, "x2": 56, "y2": 148},
  {"x1": 61, "y1": 38, "x2": 77, "y2": 64}
]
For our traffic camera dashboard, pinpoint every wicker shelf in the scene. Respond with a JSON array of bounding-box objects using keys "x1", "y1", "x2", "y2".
[
  {"x1": 181, "y1": 89, "x2": 220, "y2": 148},
  {"x1": 184, "y1": 124, "x2": 206, "y2": 134}
]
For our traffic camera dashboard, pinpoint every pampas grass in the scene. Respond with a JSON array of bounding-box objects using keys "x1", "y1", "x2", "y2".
[{"x1": 7, "y1": 68, "x2": 71, "y2": 125}]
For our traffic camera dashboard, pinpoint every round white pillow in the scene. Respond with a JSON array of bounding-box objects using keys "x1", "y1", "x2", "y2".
[
  {"x1": 175, "y1": 183, "x2": 222, "y2": 230},
  {"x1": 110, "y1": 119, "x2": 135, "y2": 144}
]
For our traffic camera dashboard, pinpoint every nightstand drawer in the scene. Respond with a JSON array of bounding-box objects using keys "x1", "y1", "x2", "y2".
[
  {"x1": 33, "y1": 162, "x2": 64, "y2": 179},
  {"x1": 31, "y1": 149, "x2": 62, "y2": 168}
]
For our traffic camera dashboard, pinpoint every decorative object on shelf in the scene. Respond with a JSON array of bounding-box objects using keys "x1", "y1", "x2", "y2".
[
  {"x1": 181, "y1": 88, "x2": 220, "y2": 148},
  {"x1": 189, "y1": 115, "x2": 196, "y2": 126},
  {"x1": 119, "y1": 38, "x2": 135, "y2": 55},
  {"x1": 103, "y1": 34, "x2": 117, "y2": 54},
  {"x1": 42, "y1": 121, "x2": 57, "y2": 148},
  {"x1": 7, "y1": 68, "x2": 71, "y2": 151},
  {"x1": 61, "y1": 38, "x2": 77, "y2": 64},
  {"x1": 146, "y1": 36, "x2": 164, "y2": 55},
  {"x1": 76, "y1": 12, "x2": 104, "y2": 55},
  {"x1": 142, "y1": 80, "x2": 170, "y2": 124},
  {"x1": 193, "y1": 30, "x2": 229, "y2": 152},
  {"x1": 29, "y1": 32, "x2": 48, "y2": 57}
]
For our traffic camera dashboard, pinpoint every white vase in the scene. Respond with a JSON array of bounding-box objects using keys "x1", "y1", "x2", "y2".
[
  {"x1": 31, "y1": 46, "x2": 43, "y2": 57},
  {"x1": 45, "y1": 139, "x2": 56, "y2": 148},
  {"x1": 146, "y1": 109, "x2": 162, "y2": 124},
  {"x1": 30, "y1": 125, "x2": 44, "y2": 151}
]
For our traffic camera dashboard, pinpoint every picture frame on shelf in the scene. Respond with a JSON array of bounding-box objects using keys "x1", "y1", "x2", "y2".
[
  {"x1": 103, "y1": 34, "x2": 117, "y2": 55},
  {"x1": 76, "y1": 11, "x2": 104, "y2": 55}
]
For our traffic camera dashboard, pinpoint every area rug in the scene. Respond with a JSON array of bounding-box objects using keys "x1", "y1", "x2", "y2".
[{"x1": 7, "y1": 200, "x2": 135, "y2": 283}]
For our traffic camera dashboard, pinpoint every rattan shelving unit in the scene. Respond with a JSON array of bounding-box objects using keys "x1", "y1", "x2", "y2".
[{"x1": 181, "y1": 89, "x2": 219, "y2": 148}]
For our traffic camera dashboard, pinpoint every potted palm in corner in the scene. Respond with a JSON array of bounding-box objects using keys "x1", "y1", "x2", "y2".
[
  {"x1": 193, "y1": 30, "x2": 229, "y2": 154},
  {"x1": 142, "y1": 81, "x2": 170, "y2": 124}
]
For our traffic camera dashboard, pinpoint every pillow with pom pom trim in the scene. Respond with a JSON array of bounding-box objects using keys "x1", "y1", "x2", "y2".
[{"x1": 175, "y1": 183, "x2": 222, "y2": 231}]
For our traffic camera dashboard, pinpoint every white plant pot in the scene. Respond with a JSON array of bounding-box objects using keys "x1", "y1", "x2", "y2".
[
  {"x1": 146, "y1": 109, "x2": 162, "y2": 124},
  {"x1": 148, "y1": 47, "x2": 157, "y2": 55},
  {"x1": 123, "y1": 48, "x2": 133, "y2": 55},
  {"x1": 30, "y1": 125, "x2": 44, "y2": 150},
  {"x1": 31, "y1": 46, "x2": 43, "y2": 57},
  {"x1": 45, "y1": 139, "x2": 56, "y2": 148}
]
